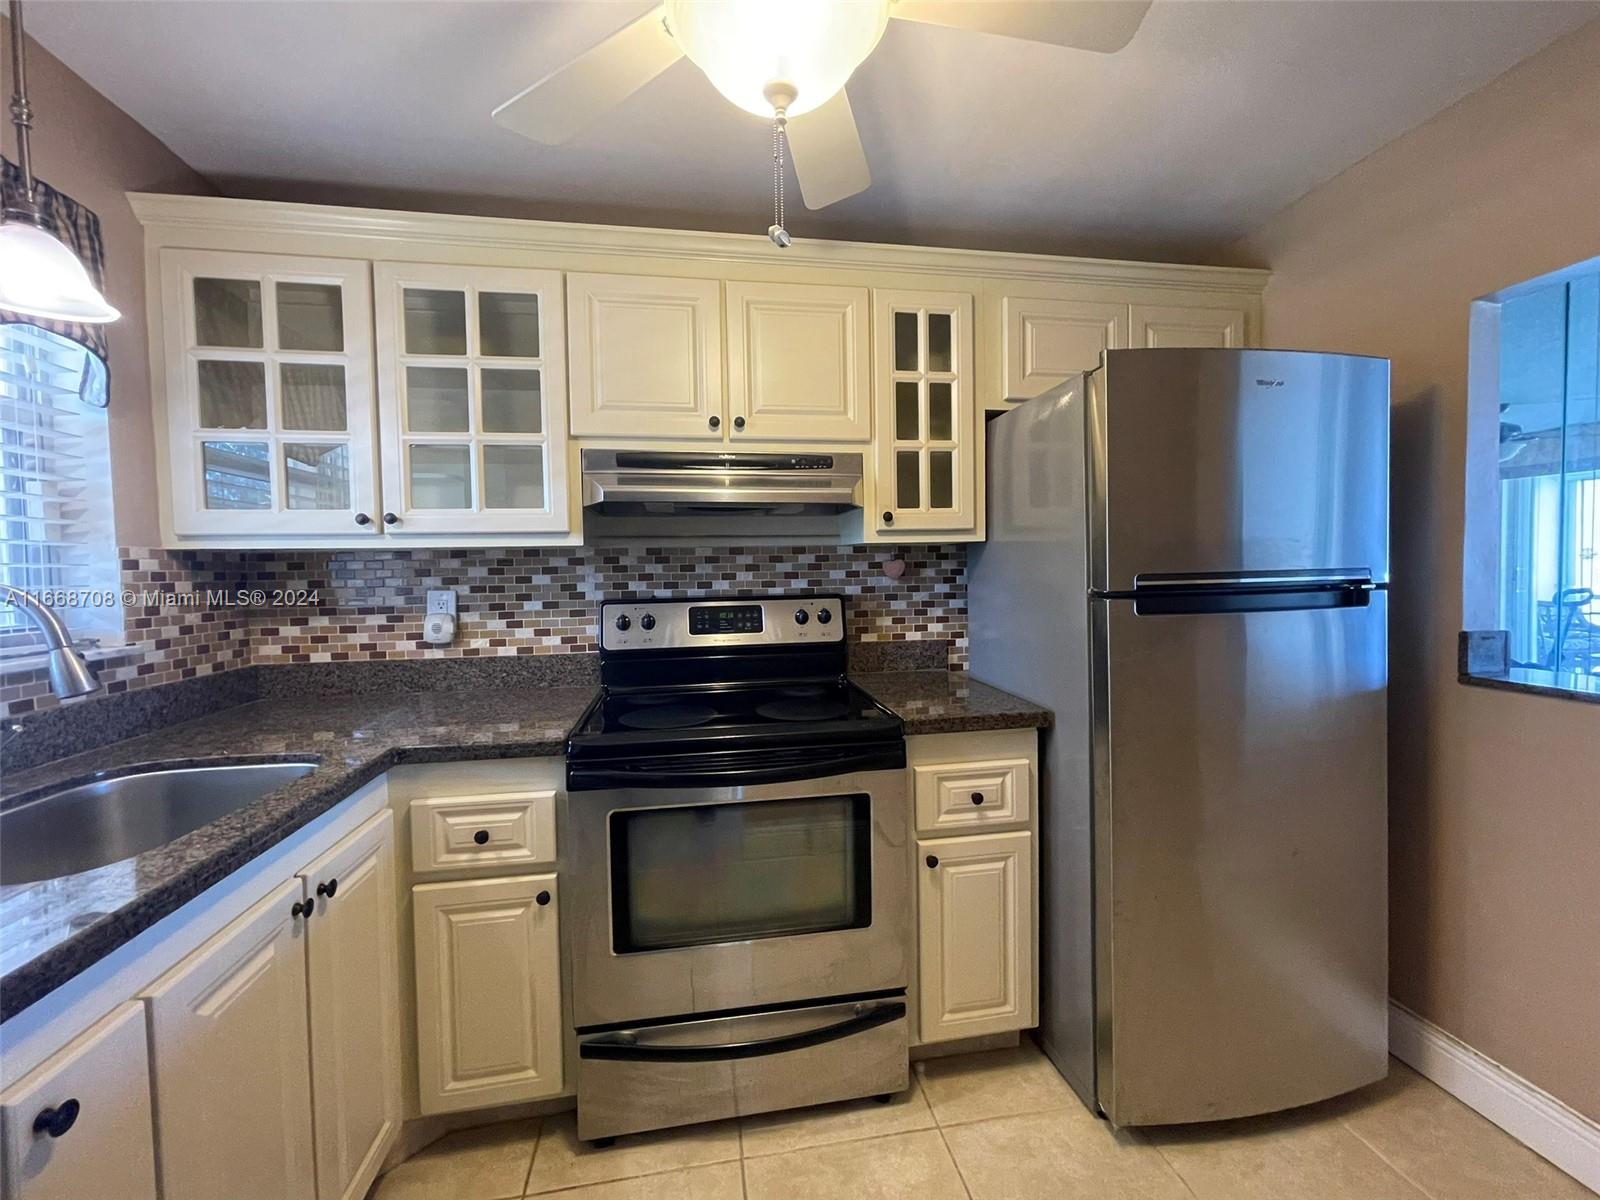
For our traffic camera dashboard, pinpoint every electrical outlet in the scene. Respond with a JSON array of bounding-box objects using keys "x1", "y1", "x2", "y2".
[{"x1": 426, "y1": 589, "x2": 457, "y2": 617}]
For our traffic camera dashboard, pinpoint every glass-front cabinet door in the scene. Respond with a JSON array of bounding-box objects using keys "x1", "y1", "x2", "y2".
[
  {"x1": 374, "y1": 264, "x2": 569, "y2": 535},
  {"x1": 873, "y1": 290, "x2": 977, "y2": 534},
  {"x1": 160, "y1": 250, "x2": 378, "y2": 537}
]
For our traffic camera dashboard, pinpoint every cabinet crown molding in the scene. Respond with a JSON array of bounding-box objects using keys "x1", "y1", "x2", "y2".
[{"x1": 128, "y1": 193, "x2": 1269, "y2": 297}]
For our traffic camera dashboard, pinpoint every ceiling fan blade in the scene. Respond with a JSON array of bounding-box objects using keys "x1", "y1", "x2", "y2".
[
  {"x1": 890, "y1": 0, "x2": 1152, "y2": 53},
  {"x1": 786, "y1": 90, "x2": 872, "y2": 210},
  {"x1": 492, "y1": 7, "x2": 683, "y2": 144}
]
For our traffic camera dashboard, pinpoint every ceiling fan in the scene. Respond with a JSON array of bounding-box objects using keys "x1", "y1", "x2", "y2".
[{"x1": 492, "y1": 0, "x2": 1152, "y2": 243}]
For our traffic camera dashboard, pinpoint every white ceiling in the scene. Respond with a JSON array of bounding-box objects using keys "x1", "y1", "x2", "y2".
[{"x1": 25, "y1": 0, "x2": 1600, "y2": 262}]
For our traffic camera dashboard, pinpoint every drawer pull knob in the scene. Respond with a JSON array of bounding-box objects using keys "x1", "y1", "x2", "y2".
[
  {"x1": 33, "y1": 1099, "x2": 80, "y2": 1138},
  {"x1": 708, "y1": 415, "x2": 721, "y2": 430},
  {"x1": 292, "y1": 897, "x2": 316, "y2": 920},
  {"x1": 354, "y1": 512, "x2": 371, "y2": 526},
  {"x1": 733, "y1": 416, "x2": 746, "y2": 431},
  {"x1": 882, "y1": 511, "x2": 894, "y2": 525},
  {"x1": 971, "y1": 792, "x2": 985, "y2": 805},
  {"x1": 473, "y1": 829, "x2": 490, "y2": 846},
  {"x1": 383, "y1": 512, "x2": 399, "y2": 525},
  {"x1": 316, "y1": 878, "x2": 338, "y2": 899},
  {"x1": 536, "y1": 890, "x2": 552, "y2": 906},
  {"x1": 925, "y1": 854, "x2": 939, "y2": 869}
]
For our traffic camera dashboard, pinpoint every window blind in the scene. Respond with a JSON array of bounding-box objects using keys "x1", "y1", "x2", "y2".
[{"x1": 0, "y1": 323, "x2": 117, "y2": 648}]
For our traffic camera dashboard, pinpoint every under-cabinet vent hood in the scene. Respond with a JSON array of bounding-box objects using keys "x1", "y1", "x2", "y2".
[{"x1": 581, "y1": 450, "x2": 863, "y2": 516}]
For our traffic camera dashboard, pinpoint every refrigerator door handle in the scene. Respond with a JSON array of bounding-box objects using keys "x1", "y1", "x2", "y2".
[{"x1": 1095, "y1": 577, "x2": 1382, "y2": 616}]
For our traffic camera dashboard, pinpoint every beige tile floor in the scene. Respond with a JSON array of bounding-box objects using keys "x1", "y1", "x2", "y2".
[{"x1": 368, "y1": 1039, "x2": 1594, "y2": 1200}]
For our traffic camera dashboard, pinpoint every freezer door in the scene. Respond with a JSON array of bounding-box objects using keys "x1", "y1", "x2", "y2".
[
  {"x1": 1088, "y1": 349, "x2": 1390, "y2": 593},
  {"x1": 1092, "y1": 589, "x2": 1389, "y2": 1125}
]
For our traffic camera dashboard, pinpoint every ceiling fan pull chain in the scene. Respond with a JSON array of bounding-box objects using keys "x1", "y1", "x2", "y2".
[{"x1": 768, "y1": 109, "x2": 791, "y2": 248}]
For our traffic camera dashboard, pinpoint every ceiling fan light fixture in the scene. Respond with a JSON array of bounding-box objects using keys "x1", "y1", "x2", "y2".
[{"x1": 663, "y1": 0, "x2": 890, "y2": 117}]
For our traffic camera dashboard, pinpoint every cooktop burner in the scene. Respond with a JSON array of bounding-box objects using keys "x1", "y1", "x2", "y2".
[
  {"x1": 754, "y1": 697, "x2": 852, "y2": 722},
  {"x1": 616, "y1": 703, "x2": 720, "y2": 730}
]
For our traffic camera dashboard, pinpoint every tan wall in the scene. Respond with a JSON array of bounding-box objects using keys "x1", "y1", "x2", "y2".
[
  {"x1": 1, "y1": 16, "x2": 214, "y2": 545},
  {"x1": 1229, "y1": 20, "x2": 1600, "y2": 1119}
]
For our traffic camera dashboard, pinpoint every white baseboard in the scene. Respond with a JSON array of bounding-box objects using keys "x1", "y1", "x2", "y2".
[{"x1": 1389, "y1": 1001, "x2": 1600, "y2": 1194}]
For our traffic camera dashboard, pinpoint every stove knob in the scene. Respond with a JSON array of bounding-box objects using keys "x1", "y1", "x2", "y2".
[
  {"x1": 794, "y1": 609, "x2": 810, "y2": 626},
  {"x1": 816, "y1": 608, "x2": 833, "y2": 625},
  {"x1": 640, "y1": 613, "x2": 656, "y2": 631},
  {"x1": 614, "y1": 614, "x2": 631, "y2": 632}
]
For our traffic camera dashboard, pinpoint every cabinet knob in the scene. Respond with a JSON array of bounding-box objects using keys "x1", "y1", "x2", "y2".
[
  {"x1": 316, "y1": 878, "x2": 338, "y2": 899},
  {"x1": 382, "y1": 512, "x2": 399, "y2": 526},
  {"x1": 708, "y1": 415, "x2": 721, "y2": 431},
  {"x1": 33, "y1": 1098, "x2": 80, "y2": 1139},
  {"x1": 354, "y1": 512, "x2": 372, "y2": 526},
  {"x1": 733, "y1": 416, "x2": 746, "y2": 431},
  {"x1": 925, "y1": 854, "x2": 939, "y2": 869},
  {"x1": 292, "y1": 897, "x2": 316, "y2": 919},
  {"x1": 882, "y1": 511, "x2": 894, "y2": 525},
  {"x1": 971, "y1": 792, "x2": 985, "y2": 805},
  {"x1": 473, "y1": 829, "x2": 490, "y2": 845},
  {"x1": 536, "y1": 890, "x2": 552, "y2": 906}
]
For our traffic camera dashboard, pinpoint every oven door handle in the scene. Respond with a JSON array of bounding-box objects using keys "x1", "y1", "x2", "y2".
[
  {"x1": 567, "y1": 743, "x2": 905, "y2": 791},
  {"x1": 579, "y1": 1001, "x2": 906, "y2": 1063}
]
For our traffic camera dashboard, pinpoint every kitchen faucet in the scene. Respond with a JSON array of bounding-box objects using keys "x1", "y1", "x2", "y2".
[{"x1": 1, "y1": 586, "x2": 101, "y2": 699}]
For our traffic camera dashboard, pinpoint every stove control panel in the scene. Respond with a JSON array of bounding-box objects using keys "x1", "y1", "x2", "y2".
[{"x1": 601, "y1": 597, "x2": 846, "y2": 651}]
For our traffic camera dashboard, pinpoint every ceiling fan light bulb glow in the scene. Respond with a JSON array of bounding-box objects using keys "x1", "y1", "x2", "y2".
[
  {"x1": 664, "y1": 0, "x2": 890, "y2": 117},
  {"x1": 0, "y1": 220, "x2": 121, "y2": 323}
]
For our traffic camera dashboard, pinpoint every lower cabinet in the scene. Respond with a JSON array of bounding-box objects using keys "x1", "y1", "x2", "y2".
[
  {"x1": 300, "y1": 813, "x2": 402, "y2": 1200},
  {"x1": 917, "y1": 830, "x2": 1035, "y2": 1043},
  {"x1": 413, "y1": 874, "x2": 564, "y2": 1114},
  {"x1": 142, "y1": 810, "x2": 398, "y2": 1200},
  {"x1": 0, "y1": 1003, "x2": 158, "y2": 1200},
  {"x1": 144, "y1": 876, "x2": 317, "y2": 1200}
]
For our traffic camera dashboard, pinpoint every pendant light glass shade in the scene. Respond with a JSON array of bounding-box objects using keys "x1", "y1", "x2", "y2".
[
  {"x1": 0, "y1": 219, "x2": 120, "y2": 323},
  {"x1": 664, "y1": 0, "x2": 890, "y2": 117}
]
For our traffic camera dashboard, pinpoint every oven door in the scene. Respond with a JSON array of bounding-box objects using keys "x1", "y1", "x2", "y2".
[{"x1": 564, "y1": 766, "x2": 910, "y2": 1029}]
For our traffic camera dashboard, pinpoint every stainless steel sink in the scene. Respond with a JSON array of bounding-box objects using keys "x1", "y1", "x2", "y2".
[{"x1": 0, "y1": 762, "x2": 318, "y2": 885}]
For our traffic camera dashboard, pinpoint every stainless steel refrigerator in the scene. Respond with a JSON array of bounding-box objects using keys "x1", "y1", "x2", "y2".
[{"x1": 969, "y1": 348, "x2": 1390, "y2": 1126}]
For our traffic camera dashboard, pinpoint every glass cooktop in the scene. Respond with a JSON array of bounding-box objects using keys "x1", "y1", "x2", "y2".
[{"x1": 572, "y1": 680, "x2": 898, "y2": 743}]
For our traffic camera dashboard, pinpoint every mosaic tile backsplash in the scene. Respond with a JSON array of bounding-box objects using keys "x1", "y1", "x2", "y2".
[{"x1": 1, "y1": 545, "x2": 968, "y2": 717}]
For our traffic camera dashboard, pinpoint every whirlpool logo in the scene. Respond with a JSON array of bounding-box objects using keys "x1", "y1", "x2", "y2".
[{"x1": 1254, "y1": 378, "x2": 1286, "y2": 388}]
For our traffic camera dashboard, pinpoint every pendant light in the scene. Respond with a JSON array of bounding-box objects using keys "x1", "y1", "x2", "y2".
[{"x1": 0, "y1": 0, "x2": 119, "y2": 323}]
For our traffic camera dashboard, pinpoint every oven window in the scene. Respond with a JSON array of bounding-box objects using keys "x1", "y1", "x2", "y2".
[{"x1": 611, "y1": 794, "x2": 872, "y2": 953}]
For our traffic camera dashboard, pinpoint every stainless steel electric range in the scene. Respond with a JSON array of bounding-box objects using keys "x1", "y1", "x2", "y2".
[{"x1": 563, "y1": 595, "x2": 911, "y2": 1143}]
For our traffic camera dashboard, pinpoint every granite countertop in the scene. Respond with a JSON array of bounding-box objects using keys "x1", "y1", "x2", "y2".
[
  {"x1": 855, "y1": 670, "x2": 1052, "y2": 736},
  {"x1": 0, "y1": 686, "x2": 595, "y2": 1022},
  {"x1": 0, "y1": 669, "x2": 1047, "y2": 1022}
]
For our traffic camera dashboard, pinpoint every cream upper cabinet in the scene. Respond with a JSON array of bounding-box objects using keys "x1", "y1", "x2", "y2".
[
  {"x1": 726, "y1": 281, "x2": 870, "y2": 442},
  {"x1": 159, "y1": 248, "x2": 379, "y2": 537},
  {"x1": 0, "y1": 1003, "x2": 158, "y2": 1200},
  {"x1": 374, "y1": 263, "x2": 570, "y2": 535},
  {"x1": 298, "y1": 812, "x2": 400, "y2": 1200},
  {"x1": 917, "y1": 830, "x2": 1035, "y2": 1043},
  {"x1": 142, "y1": 876, "x2": 317, "y2": 1200},
  {"x1": 1000, "y1": 296, "x2": 1126, "y2": 405},
  {"x1": 567, "y1": 272, "x2": 724, "y2": 439},
  {"x1": 874, "y1": 290, "x2": 977, "y2": 535},
  {"x1": 1130, "y1": 303, "x2": 1247, "y2": 348},
  {"x1": 412, "y1": 873, "x2": 564, "y2": 1114}
]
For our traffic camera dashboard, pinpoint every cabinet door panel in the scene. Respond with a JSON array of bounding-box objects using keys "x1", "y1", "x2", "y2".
[
  {"x1": 1130, "y1": 304, "x2": 1246, "y2": 349},
  {"x1": 727, "y1": 281, "x2": 870, "y2": 441},
  {"x1": 874, "y1": 290, "x2": 977, "y2": 535},
  {"x1": 300, "y1": 812, "x2": 400, "y2": 1200},
  {"x1": 1001, "y1": 296, "x2": 1125, "y2": 404},
  {"x1": 161, "y1": 249, "x2": 379, "y2": 538},
  {"x1": 567, "y1": 273, "x2": 723, "y2": 438},
  {"x1": 413, "y1": 874, "x2": 563, "y2": 1114},
  {"x1": 143, "y1": 877, "x2": 315, "y2": 1200},
  {"x1": 374, "y1": 262, "x2": 570, "y2": 534},
  {"x1": 0, "y1": 1003, "x2": 157, "y2": 1200},
  {"x1": 917, "y1": 832, "x2": 1034, "y2": 1043}
]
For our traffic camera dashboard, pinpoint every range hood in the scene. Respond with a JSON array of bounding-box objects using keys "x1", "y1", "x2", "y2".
[{"x1": 581, "y1": 450, "x2": 863, "y2": 516}]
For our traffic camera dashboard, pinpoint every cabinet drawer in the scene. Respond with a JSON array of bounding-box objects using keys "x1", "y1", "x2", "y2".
[
  {"x1": 914, "y1": 758, "x2": 1031, "y2": 834},
  {"x1": 0, "y1": 1003, "x2": 158, "y2": 1200},
  {"x1": 410, "y1": 790, "x2": 556, "y2": 874}
]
